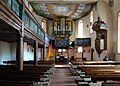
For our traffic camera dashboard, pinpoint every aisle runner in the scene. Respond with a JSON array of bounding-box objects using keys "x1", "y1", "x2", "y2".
[{"x1": 49, "y1": 68, "x2": 77, "y2": 86}]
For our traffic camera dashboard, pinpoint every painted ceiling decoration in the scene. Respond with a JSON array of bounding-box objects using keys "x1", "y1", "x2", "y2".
[{"x1": 30, "y1": 2, "x2": 97, "y2": 20}]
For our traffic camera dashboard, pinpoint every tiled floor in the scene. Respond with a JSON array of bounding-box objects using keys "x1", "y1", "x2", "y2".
[{"x1": 50, "y1": 65, "x2": 77, "y2": 86}]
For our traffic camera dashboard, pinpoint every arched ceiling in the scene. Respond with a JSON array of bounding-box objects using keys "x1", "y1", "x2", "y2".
[{"x1": 28, "y1": 0, "x2": 97, "y2": 20}]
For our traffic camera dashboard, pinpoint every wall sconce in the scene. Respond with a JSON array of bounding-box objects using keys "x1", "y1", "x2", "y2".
[
  {"x1": 62, "y1": 49, "x2": 66, "y2": 52},
  {"x1": 58, "y1": 49, "x2": 62, "y2": 52},
  {"x1": 58, "y1": 49, "x2": 66, "y2": 53}
]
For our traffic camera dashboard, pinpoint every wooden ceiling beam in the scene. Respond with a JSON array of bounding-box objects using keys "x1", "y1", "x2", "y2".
[{"x1": 0, "y1": 38, "x2": 17, "y2": 42}]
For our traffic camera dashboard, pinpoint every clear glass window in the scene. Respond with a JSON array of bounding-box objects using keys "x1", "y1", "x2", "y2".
[
  {"x1": 118, "y1": 12, "x2": 120, "y2": 53},
  {"x1": 90, "y1": 11, "x2": 93, "y2": 33},
  {"x1": 78, "y1": 20, "x2": 83, "y2": 38}
]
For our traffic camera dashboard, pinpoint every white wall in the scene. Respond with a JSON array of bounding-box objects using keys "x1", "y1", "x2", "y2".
[
  {"x1": 68, "y1": 49, "x2": 75, "y2": 59},
  {"x1": 75, "y1": 0, "x2": 113, "y2": 60},
  {"x1": 92, "y1": 1, "x2": 113, "y2": 60},
  {"x1": 83, "y1": 14, "x2": 91, "y2": 38},
  {"x1": 83, "y1": 47, "x2": 91, "y2": 61},
  {"x1": 11, "y1": 42, "x2": 16, "y2": 60},
  {"x1": 24, "y1": 43, "x2": 34, "y2": 61},
  {"x1": 37, "y1": 48, "x2": 41, "y2": 60},
  {"x1": 23, "y1": 43, "x2": 42, "y2": 61},
  {"x1": 0, "y1": 41, "x2": 11, "y2": 64},
  {"x1": 112, "y1": 0, "x2": 120, "y2": 60},
  {"x1": 97, "y1": 1, "x2": 113, "y2": 60},
  {"x1": 0, "y1": 41, "x2": 36, "y2": 63}
]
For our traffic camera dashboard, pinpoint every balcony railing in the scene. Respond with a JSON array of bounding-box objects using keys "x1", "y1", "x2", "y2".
[
  {"x1": 24, "y1": 12, "x2": 38, "y2": 34},
  {"x1": 2, "y1": 0, "x2": 22, "y2": 19},
  {"x1": 45, "y1": 34, "x2": 50, "y2": 45},
  {"x1": 76, "y1": 38, "x2": 91, "y2": 46},
  {"x1": 1, "y1": 0, "x2": 50, "y2": 45}
]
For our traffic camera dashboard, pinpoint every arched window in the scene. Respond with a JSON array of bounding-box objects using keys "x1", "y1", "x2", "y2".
[
  {"x1": 90, "y1": 11, "x2": 93, "y2": 33},
  {"x1": 118, "y1": 12, "x2": 120, "y2": 53},
  {"x1": 78, "y1": 20, "x2": 83, "y2": 38},
  {"x1": 78, "y1": 47, "x2": 83, "y2": 53},
  {"x1": 42, "y1": 19, "x2": 47, "y2": 32}
]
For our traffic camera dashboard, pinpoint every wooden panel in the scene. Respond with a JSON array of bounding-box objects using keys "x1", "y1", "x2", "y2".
[
  {"x1": 0, "y1": 19, "x2": 18, "y2": 42},
  {"x1": 55, "y1": 39, "x2": 69, "y2": 48},
  {"x1": 76, "y1": 38, "x2": 91, "y2": 46}
]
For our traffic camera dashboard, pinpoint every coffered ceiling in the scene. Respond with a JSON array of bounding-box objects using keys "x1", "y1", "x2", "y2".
[{"x1": 28, "y1": 0, "x2": 97, "y2": 20}]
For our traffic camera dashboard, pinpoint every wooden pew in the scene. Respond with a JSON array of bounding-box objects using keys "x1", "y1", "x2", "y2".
[
  {"x1": 78, "y1": 67, "x2": 111, "y2": 75},
  {"x1": 1, "y1": 72, "x2": 50, "y2": 86},
  {"x1": 79, "y1": 66, "x2": 120, "y2": 75},
  {"x1": 0, "y1": 64, "x2": 52, "y2": 86},
  {"x1": 102, "y1": 82, "x2": 120, "y2": 86},
  {"x1": 0, "y1": 64, "x2": 16, "y2": 69},
  {"x1": 0, "y1": 70, "x2": 51, "y2": 86},
  {"x1": 2, "y1": 60, "x2": 55, "y2": 75},
  {"x1": 71, "y1": 61, "x2": 120, "y2": 65},
  {"x1": 0, "y1": 65, "x2": 50, "y2": 74},
  {"x1": 73, "y1": 61, "x2": 120, "y2": 86},
  {"x1": 91, "y1": 73, "x2": 120, "y2": 82},
  {"x1": 3, "y1": 60, "x2": 54, "y2": 66},
  {"x1": 0, "y1": 65, "x2": 51, "y2": 80},
  {"x1": 0, "y1": 70, "x2": 43, "y2": 82},
  {"x1": 0, "y1": 80, "x2": 34, "y2": 86},
  {"x1": 70, "y1": 60, "x2": 119, "y2": 73},
  {"x1": 77, "y1": 65, "x2": 120, "y2": 82}
]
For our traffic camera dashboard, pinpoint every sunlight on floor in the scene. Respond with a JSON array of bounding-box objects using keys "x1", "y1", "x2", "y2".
[{"x1": 55, "y1": 64, "x2": 70, "y2": 68}]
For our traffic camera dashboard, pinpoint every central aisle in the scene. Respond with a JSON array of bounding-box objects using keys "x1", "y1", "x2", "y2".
[{"x1": 50, "y1": 66, "x2": 78, "y2": 86}]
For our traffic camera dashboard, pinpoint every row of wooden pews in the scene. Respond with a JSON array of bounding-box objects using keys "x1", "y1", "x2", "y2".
[
  {"x1": 70, "y1": 61, "x2": 120, "y2": 86},
  {"x1": 3, "y1": 60, "x2": 55, "y2": 66},
  {"x1": 0, "y1": 60, "x2": 55, "y2": 86},
  {"x1": 0, "y1": 80, "x2": 34, "y2": 86},
  {"x1": 71, "y1": 60, "x2": 120, "y2": 65}
]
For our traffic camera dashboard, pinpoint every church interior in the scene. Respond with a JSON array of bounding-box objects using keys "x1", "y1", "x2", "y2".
[{"x1": 0, "y1": 0, "x2": 120, "y2": 86}]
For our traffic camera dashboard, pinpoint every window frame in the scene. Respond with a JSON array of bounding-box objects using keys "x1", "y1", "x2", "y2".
[
  {"x1": 90, "y1": 10, "x2": 94, "y2": 34},
  {"x1": 117, "y1": 11, "x2": 120, "y2": 53},
  {"x1": 78, "y1": 20, "x2": 83, "y2": 38}
]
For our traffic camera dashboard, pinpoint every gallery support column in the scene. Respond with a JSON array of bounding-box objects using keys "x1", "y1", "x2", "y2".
[
  {"x1": 91, "y1": 48, "x2": 94, "y2": 61},
  {"x1": 16, "y1": 33, "x2": 24, "y2": 71},
  {"x1": 16, "y1": 5, "x2": 25, "y2": 70},
  {"x1": 41, "y1": 48, "x2": 44, "y2": 60},
  {"x1": 43, "y1": 43, "x2": 47, "y2": 60},
  {"x1": 34, "y1": 40, "x2": 38, "y2": 66}
]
